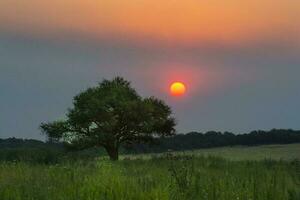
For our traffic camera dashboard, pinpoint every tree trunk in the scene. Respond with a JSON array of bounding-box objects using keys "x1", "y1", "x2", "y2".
[{"x1": 105, "y1": 146, "x2": 119, "y2": 161}]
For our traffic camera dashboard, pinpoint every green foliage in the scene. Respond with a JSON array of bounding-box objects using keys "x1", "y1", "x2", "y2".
[
  {"x1": 0, "y1": 156, "x2": 299, "y2": 200},
  {"x1": 0, "y1": 138, "x2": 63, "y2": 164},
  {"x1": 40, "y1": 77, "x2": 175, "y2": 160},
  {"x1": 0, "y1": 138, "x2": 109, "y2": 164},
  {"x1": 128, "y1": 129, "x2": 300, "y2": 153},
  {"x1": 40, "y1": 121, "x2": 69, "y2": 143},
  {"x1": 1, "y1": 138, "x2": 300, "y2": 164},
  {"x1": 0, "y1": 148, "x2": 62, "y2": 164}
]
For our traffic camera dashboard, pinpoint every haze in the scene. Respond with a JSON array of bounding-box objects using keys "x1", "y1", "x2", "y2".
[{"x1": 0, "y1": 0, "x2": 299, "y2": 139}]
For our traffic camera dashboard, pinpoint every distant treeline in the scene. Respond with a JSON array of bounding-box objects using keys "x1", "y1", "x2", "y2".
[
  {"x1": 0, "y1": 138, "x2": 61, "y2": 149},
  {"x1": 128, "y1": 129, "x2": 300, "y2": 153},
  {"x1": 1, "y1": 129, "x2": 300, "y2": 162},
  {"x1": 0, "y1": 138, "x2": 63, "y2": 163}
]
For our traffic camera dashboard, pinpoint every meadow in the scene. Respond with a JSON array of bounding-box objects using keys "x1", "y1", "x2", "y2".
[
  {"x1": 125, "y1": 143, "x2": 300, "y2": 161},
  {"x1": 0, "y1": 144, "x2": 299, "y2": 200}
]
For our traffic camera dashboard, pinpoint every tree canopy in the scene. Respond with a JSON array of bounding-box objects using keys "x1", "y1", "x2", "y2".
[{"x1": 40, "y1": 77, "x2": 176, "y2": 160}]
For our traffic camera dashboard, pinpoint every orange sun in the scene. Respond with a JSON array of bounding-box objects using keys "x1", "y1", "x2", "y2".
[{"x1": 170, "y1": 82, "x2": 186, "y2": 96}]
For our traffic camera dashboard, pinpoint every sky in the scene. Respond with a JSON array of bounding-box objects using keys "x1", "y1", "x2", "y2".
[{"x1": 0, "y1": 0, "x2": 300, "y2": 139}]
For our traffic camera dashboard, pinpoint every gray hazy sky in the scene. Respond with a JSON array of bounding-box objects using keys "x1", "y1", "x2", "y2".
[{"x1": 0, "y1": 0, "x2": 300, "y2": 139}]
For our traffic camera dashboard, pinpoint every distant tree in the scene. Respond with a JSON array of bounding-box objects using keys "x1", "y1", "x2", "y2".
[{"x1": 40, "y1": 77, "x2": 176, "y2": 160}]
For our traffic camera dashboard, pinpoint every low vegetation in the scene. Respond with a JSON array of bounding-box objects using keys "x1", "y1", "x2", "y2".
[
  {"x1": 130, "y1": 129, "x2": 300, "y2": 153},
  {"x1": 0, "y1": 153, "x2": 299, "y2": 200},
  {"x1": 1, "y1": 129, "x2": 300, "y2": 163}
]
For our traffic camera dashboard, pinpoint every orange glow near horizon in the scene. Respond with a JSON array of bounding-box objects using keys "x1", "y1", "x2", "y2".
[
  {"x1": 0, "y1": 0, "x2": 299, "y2": 44},
  {"x1": 170, "y1": 82, "x2": 186, "y2": 96}
]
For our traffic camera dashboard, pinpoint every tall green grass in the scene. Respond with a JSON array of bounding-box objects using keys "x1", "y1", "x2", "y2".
[{"x1": 0, "y1": 155, "x2": 299, "y2": 200}]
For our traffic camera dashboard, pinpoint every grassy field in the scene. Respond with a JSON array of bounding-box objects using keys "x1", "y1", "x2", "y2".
[
  {"x1": 0, "y1": 144, "x2": 299, "y2": 200},
  {"x1": 124, "y1": 143, "x2": 300, "y2": 161}
]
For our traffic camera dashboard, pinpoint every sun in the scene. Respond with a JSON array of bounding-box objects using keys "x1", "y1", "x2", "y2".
[{"x1": 170, "y1": 82, "x2": 186, "y2": 96}]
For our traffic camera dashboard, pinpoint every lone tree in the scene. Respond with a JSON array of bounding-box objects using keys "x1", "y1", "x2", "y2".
[{"x1": 40, "y1": 77, "x2": 176, "y2": 160}]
